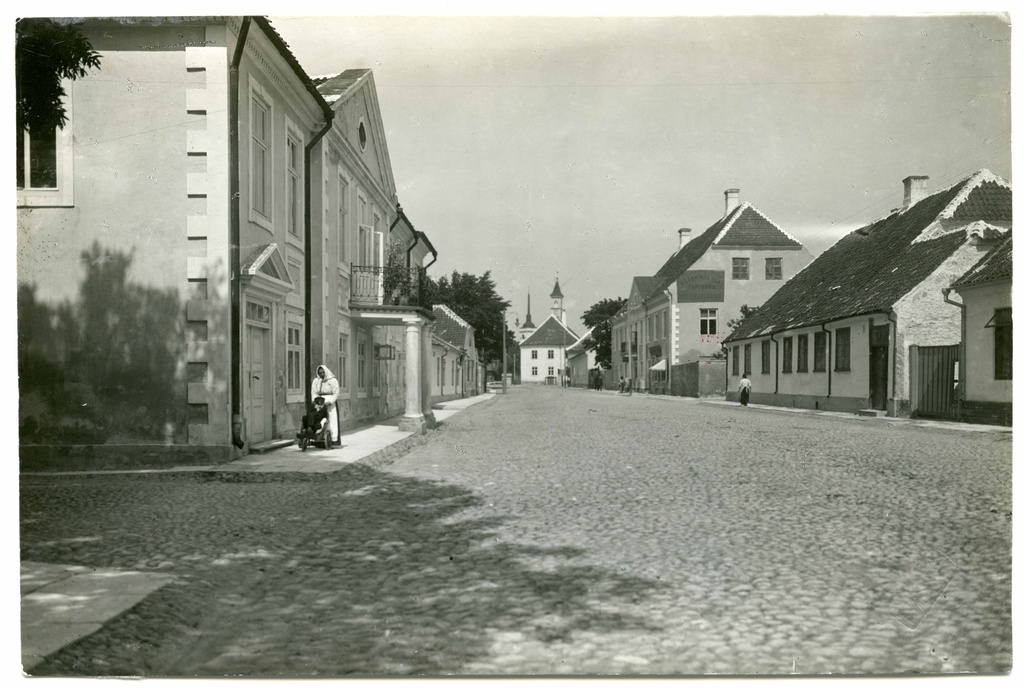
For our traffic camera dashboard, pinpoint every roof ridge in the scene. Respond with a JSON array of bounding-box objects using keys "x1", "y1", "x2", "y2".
[
  {"x1": 711, "y1": 203, "x2": 747, "y2": 245},
  {"x1": 434, "y1": 303, "x2": 472, "y2": 329},
  {"x1": 911, "y1": 169, "x2": 1011, "y2": 244}
]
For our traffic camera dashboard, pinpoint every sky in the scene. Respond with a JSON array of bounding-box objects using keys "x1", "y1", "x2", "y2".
[{"x1": 266, "y1": 4, "x2": 1012, "y2": 337}]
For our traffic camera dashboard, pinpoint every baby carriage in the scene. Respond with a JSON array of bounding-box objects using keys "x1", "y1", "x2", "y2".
[
  {"x1": 298, "y1": 397, "x2": 333, "y2": 451},
  {"x1": 298, "y1": 422, "x2": 332, "y2": 451}
]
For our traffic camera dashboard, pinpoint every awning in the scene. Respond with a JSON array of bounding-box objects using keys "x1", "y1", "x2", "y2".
[{"x1": 649, "y1": 358, "x2": 667, "y2": 371}]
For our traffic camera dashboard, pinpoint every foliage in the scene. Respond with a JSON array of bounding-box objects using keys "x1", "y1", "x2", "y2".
[
  {"x1": 383, "y1": 243, "x2": 412, "y2": 305},
  {"x1": 18, "y1": 244, "x2": 188, "y2": 444},
  {"x1": 580, "y1": 297, "x2": 627, "y2": 367},
  {"x1": 15, "y1": 18, "x2": 101, "y2": 133},
  {"x1": 425, "y1": 270, "x2": 512, "y2": 367},
  {"x1": 712, "y1": 304, "x2": 759, "y2": 359}
]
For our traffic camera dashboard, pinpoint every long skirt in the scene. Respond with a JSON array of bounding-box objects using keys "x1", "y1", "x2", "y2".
[{"x1": 739, "y1": 388, "x2": 750, "y2": 406}]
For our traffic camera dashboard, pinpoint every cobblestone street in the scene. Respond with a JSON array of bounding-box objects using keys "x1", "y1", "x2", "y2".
[{"x1": 20, "y1": 386, "x2": 1012, "y2": 676}]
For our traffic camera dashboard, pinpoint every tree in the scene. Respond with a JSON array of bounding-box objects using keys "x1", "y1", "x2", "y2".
[
  {"x1": 16, "y1": 18, "x2": 101, "y2": 134},
  {"x1": 713, "y1": 304, "x2": 759, "y2": 359},
  {"x1": 581, "y1": 297, "x2": 627, "y2": 368},
  {"x1": 426, "y1": 270, "x2": 512, "y2": 368}
]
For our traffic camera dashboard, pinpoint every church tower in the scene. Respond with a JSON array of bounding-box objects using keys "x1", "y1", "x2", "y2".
[{"x1": 550, "y1": 278, "x2": 564, "y2": 324}]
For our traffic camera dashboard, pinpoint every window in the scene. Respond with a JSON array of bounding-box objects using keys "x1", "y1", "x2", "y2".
[
  {"x1": 531, "y1": 367, "x2": 538, "y2": 376},
  {"x1": 17, "y1": 82, "x2": 74, "y2": 207},
  {"x1": 765, "y1": 258, "x2": 782, "y2": 280},
  {"x1": 743, "y1": 344, "x2": 751, "y2": 376},
  {"x1": 813, "y1": 332, "x2": 827, "y2": 372},
  {"x1": 338, "y1": 333, "x2": 349, "y2": 390},
  {"x1": 835, "y1": 328, "x2": 851, "y2": 372},
  {"x1": 287, "y1": 325, "x2": 302, "y2": 394},
  {"x1": 991, "y1": 308, "x2": 1012, "y2": 380},
  {"x1": 251, "y1": 94, "x2": 272, "y2": 220},
  {"x1": 531, "y1": 350, "x2": 538, "y2": 360},
  {"x1": 357, "y1": 332, "x2": 367, "y2": 390},
  {"x1": 548, "y1": 367, "x2": 555, "y2": 376},
  {"x1": 732, "y1": 257, "x2": 750, "y2": 280},
  {"x1": 286, "y1": 135, "x2": 300, "y2": 236},
  {"x1": 700, "y1": 308, "x2": 718, "y2": 336},
  {"x1": 761, "y1": 340, "x2": 771, "y2": 374},
  {"x1": 782, "y1": 337, "x2": 793, "y2": 373},
  {"x1": 338, "y1": 175, "x2": 348, "y2": 262},
  {"x1": 732, "y1": 346, "x2": 740, "y2": 375},
  {"x1": 797, "y1": 334, "x2": 808, "y2": 372}
]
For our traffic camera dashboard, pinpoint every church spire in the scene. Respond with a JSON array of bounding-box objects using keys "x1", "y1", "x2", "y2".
[
  {"x1": 522, "y1": 291, "x2": 535, "y2": 329},
  {"x1": 550, "y1": 276, "x2": 564, "y2": 323}
]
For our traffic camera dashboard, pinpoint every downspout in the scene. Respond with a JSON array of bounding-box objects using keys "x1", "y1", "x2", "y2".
[
  {"x1": 304, "y1": 113, "x2": 335, "y2": 407},
  {"x1": 942, "y1": 288, "x2": 965, "y2": 403},
  {"x1": 229, "y1": 17, "x2": 252, "y2": 450},
  {"x1": 820, "y1": 323, "x2": 832, "y2": 397},
  {"x1": 887, "y1": 310, "x2": 898, "y2": 408},
  {"x1": 663, "y1": 288, "x2": 673, "y2": 394},
  {"x1": 770, "y1": 333, "x2": 779, "y2": 394}
]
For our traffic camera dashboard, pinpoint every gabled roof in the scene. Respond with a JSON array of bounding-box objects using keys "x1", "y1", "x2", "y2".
[
  {"x1": 312, "y1": 69, "x2": 372, "y2": 104},
  {"x1": 432, "y1": 305, "x2": 473, "y2": 349},
  {"x1": 520, "y1": 314, "x2": 579, "y2": 348},
  {"x1": 567, "y1": 328, "x2": 594, "y2": 355},
  {"x1": 726, "y1": 170, "x2": 1012, "y2": 342},
  {"x1": 633, "y1": 276, "x2": 669, "y2": 301},
  {"x1": 653, "y1": 203, "x2": 800, "y2": 282},
  {"x1": 952, "y1": 233, "x2": 1012, "y2": 288}
]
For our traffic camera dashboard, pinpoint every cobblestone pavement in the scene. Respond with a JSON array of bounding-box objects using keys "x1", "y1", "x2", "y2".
[{"x1": 20, "y1": 387, "x2": 1011, "y2": 676}]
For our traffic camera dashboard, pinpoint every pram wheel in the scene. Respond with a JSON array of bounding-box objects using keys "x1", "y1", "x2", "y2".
[
  {"x1": 299, "y1": 435, "x2": 307, "y2": 451},
  {"x1": 324, "y1": 435, "x2": 332, "y2": 451}
]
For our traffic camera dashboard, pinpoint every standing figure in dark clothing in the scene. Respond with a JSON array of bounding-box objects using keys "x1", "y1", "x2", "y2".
[{"x1": 298, "y1": 396, "x2": 331, "y2": 450}]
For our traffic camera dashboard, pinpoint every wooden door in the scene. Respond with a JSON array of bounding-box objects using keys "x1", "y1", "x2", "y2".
[{"x1": 246, "y1": 325, "x2": 267, "y2": 443}]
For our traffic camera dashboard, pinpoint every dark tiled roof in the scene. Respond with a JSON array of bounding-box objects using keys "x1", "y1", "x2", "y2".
[
  {"x1": 313, "y1": 69, "x2": 372, "y2": 101},
  {"x1": 714, "y1": 207, "x2": 803, "y2": 248},
  {"x1": 654, "y1": 213, "x2": 731, "y2": 279},
  {"x1": 520, "y1": 315, "x2": 579, "y2": 348},
  {"x1": 953, "y1": 233, "x2": 1012, "y2": 287},
  {"x1": 432, "y1": 305, "x2": 471, "y2": 349},
  {"x1": 634, "y1": 276, "x2": 669, "y2": 300},
  {"x1": 726, "y1": 171, "x2": 1012, "y2": 342},
  {"x1": 567, "y1": 329, "x2": 592, "y2": 355},
  {"x1": 951, "y1": 180, "x2": 1012, "y2": 222}
]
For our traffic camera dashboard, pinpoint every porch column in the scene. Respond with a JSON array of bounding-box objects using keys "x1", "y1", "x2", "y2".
[
  {"x1": 399, "y1": 322, "x2": 427, "y2": 433},
  {"x1": 421, "y1": 321, "x2": 437, "y2": 428}
]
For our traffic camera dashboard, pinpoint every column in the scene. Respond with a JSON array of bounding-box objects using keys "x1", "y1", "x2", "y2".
[
  {"x1": 399, "y1": 321, "x2": 426, "y2": 433},
  {"x1": 421, "y1": 322, "x2": 437, "y2": 428}
]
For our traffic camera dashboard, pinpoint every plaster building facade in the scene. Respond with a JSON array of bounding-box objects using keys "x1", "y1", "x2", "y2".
[
  {"x1": 946, "y1": 233, "x2": 1012, "y2": 425},
  {"x1": 723, "y1": 170, "x2": 1011, "y2": 419},
  {"x1": 610, "y1": 189, "x2": 814, "y2": 393},
  {"x1": 17, "y1": 17, "x2": 440, "y2": 469},
  {"x1": 518, "y1": 279, "x2": 579, "y2": 385}
]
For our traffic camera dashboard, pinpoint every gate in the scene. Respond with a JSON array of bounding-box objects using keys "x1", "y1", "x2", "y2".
[{"x1": 911, "y1": 344, "x2": 959, "y2": 419}]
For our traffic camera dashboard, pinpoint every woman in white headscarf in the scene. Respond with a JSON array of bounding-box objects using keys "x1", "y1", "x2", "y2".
[{"x1": 311, "y1": 364, "x2": 340, "y2": 443}]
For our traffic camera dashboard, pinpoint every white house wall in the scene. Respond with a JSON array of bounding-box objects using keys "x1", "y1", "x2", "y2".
[{"x1": 957, "y1": 282, "x2": 1012, "y2": 404}]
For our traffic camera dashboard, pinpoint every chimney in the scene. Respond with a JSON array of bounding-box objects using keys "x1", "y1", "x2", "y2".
[
  {"x1": 677, "y1": 227, "x2": 692, "y2": 250},
  {"x1": 724, "y1": 188, "x2": 740, "y2": 216},
  {"x1": 902, "y1": 176, "x2": 929, "y2": 210}
]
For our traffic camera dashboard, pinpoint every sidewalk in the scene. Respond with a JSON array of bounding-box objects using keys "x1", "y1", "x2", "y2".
[{"x1": 20, "y1": 394, "x2": 494, "y2": 673}]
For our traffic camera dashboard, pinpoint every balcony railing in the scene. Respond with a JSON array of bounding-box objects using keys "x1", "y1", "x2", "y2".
[{"x1": 350, "y1": 265, "x2": 430, "y2": 309}]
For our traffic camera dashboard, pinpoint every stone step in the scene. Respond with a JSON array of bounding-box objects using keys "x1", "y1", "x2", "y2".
[
  {"x1": 855, "y1": 409, "x2": 886, "y2": 418},
  {"x1": 248, "y1": 438, "x2": 296, "y2": 454}
]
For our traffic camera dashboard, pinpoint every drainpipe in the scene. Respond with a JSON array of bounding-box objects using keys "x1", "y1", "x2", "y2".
[
  {"x1": 303, "y1": 113, "x2": 335, "y2": 407},
  {"x1": 942, "y1": 288, "x2": 965, "y2": 403},
  {"x1": 820, "y1": 322, "x2": 832, "y2": 397},
  {"x1": 229, "y1": 17, "x2": 252, "y2": 450},
  {"x1": 663, "y1": 288, "x2": 674, "y2": 394},
  {"x1": 770, "y1": 333, "x2": 779, "y2": 394},
  {"x1": 887, "y1": 310, "x2": 898, "y2": 409}
]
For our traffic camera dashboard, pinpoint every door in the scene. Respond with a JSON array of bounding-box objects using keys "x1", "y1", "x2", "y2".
[
  {"x1": 869, "y1": 324, "x2": 889, "y2": 410},
  {"x1": 915, "y1": 345, "x2": 959, "y2": 419},
  {"x1": 246, "y1": 324, "x2": 269, "y2": 443}
]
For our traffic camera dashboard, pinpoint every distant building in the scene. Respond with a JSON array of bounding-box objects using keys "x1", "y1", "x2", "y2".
[
  {"x1": 430, "y1": 304, "x2": 480, "y2": 401},
  {"x1": 724, "y1": 170, "x2": 1011, "y2": 418},
  {"x1": 610, "y1": 189, "x2": 814, "y2": 393},
  {"x1": 519, "y1": 279, "x2": 579, "y2": 384},
  {"x1": 566, "y1": 328, "x2": 596, "y2": 388},
  {"x1": 947, "y1": 233, "x2": 1012, "y2": 425}
]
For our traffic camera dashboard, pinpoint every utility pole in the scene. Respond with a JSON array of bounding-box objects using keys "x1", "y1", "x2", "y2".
[{"x1": 502, "y1": 309, "x2": 507, "y2": 395}]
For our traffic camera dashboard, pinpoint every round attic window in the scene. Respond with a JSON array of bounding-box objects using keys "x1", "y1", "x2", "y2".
[{"x1": 358, "y1": 121, "x2": 367, "y2": 150}]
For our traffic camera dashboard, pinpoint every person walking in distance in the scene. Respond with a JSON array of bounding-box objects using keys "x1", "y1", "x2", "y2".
[{"x1": 738, "y1": 372, "x2": 752, "y2": 407}]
